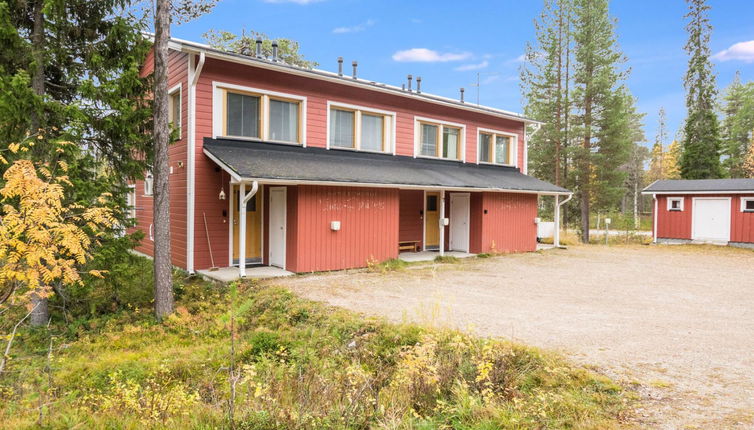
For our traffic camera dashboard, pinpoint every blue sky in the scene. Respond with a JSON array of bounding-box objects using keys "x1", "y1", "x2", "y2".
[{"x1": 173, "y1": 0, "x2": 754, "y2": 148}]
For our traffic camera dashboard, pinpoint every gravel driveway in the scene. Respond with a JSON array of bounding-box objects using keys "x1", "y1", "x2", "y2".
[{"x1": 271, "y1": 245, "x2": 754, "y2": 429}]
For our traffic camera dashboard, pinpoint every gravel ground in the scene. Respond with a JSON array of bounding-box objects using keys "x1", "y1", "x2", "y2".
[{"x1": 270, "y1": 245, "x2": 754, "y2": 429}]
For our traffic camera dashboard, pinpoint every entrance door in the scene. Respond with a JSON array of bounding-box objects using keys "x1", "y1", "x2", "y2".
[
  {"x1": 692, "y1": 198, "x2": 731, "y2": 242},
  {"x1": 232, "y1": 186, "x2": 262, "y2": 265},
  {"x1": 269, "y1": 187, "x2": 287, "y2": 268},
  {"x1": 424, "y1": 192, "x2": 440, "y2": 249},
  {"x1": 449, "y1": 193, "x2": 470, "y2": 252}
]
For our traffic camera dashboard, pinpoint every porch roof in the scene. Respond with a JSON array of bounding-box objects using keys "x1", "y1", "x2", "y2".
[{"x1": 203, "y1": 138, "x2": 570, "y2": 195}]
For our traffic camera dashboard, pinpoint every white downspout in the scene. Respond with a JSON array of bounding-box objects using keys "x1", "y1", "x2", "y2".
[
  {"x1": 439, "y1": 190, "x2": 446, "y2": 256},
  {"x1": 186, "y1": 51, "x2": 205, "y2": 274},
  {"x1": 652, "y1": 194, "x2": 658, "y2": 244},
  {"x1": 238, "y1": 181, "x2": 258, "y2": 278},
  {"x1": 554, "y1": 193, "x2": 573, "y2": 248}
]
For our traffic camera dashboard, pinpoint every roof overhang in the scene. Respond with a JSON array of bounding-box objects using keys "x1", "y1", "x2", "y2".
[
  {"x1": 166, "y1": 37, "x2": 542, "y2": 126},
  {"x1": 641, "y1": 190, "x2": 754, "y2": 195}
]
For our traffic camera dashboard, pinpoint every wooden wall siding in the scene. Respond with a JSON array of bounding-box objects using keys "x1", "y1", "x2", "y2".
[
  {"x1": 479, "y1": 192, "x2": 537, "y2": 253},
  {"x1": 193, "y1": 165, "x2": 231, "y2": 270},
  {"x1": 131, "y1": 49, "x2": 190, "y2": 269},
  {"x1": 731, "y1": 195, "x2": 754, "y2": 243},
  {"x1": 399, "y1": 190, "x2": 424, "y2": 248},
  {"x1": 655, "y1": 194, "x2": 754, "y2": 243},
  {"x1": 655, "y1": 196, "x2": 692, "y2": 240},
  {"x1": 469, "y1": 193, "x2": 484, "y2": 253},
  {"x1": 195, "y1": 58, "x2": 526, "y2": 168},
  {"x1": 289, "y1": 185, "x2": 399, "y2": 272}
]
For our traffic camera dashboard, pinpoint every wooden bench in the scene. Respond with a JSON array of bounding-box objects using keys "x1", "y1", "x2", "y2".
[{"x1": 398, "y1": 240, "x2": 421, "y2": 252}]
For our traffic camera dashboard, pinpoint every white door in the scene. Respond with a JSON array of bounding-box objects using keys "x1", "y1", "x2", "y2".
[
  {"x1": 449, "y1": 193, "x2": 470, "y2": 252},
  {"x1": 692, "y1": 198, "x2": 731, "y2": 242},
  {"x1": 269, "y1": 187, "x2": 287, "y2": 268}
]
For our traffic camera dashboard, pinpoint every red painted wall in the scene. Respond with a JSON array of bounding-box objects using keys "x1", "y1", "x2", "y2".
[
  {"x1": 399, "y1": 190, "x2": 424, "y2": 248},
  {"x1": 655, "y1": 194, "x2": 754, "y2": 243},
  {"x1": 478, "y1": 192, "x2": 538, "y2": 253},
  {"x1": 131, "y1": 49, "x2": 189, "y2": 268},
  {"x1": 288, "y1": 186, "x2": 399, "y2": 272}
]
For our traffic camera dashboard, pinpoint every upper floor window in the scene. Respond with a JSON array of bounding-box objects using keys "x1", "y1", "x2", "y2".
[
  {"x1": 216, "y1": 83, "x2": 305, "y2": 145},
  {"x1": 415, "y1": 117, "x2": 465, "y2": 161},
  {"x1": 741, "y1": 197, "x2": 754, "y2": 213},
  {"x1": 477, "y1": 129, "x2": 517, "y2": 166},
  {"x1": 168, "y1": 85, "x2": 182, "y2": 139},
  {"x1": 328, "y1": 102, "x2": 394, "y2": 153},
  {"x1": 667, "y1": 197, "x2": 683, "y2": 211},
  {"x1": 144, "y1": 171, "x2": 154, "y2": 196},
  {"x1": 126, "y1": 184, "x2": 136, "y2": 219}
]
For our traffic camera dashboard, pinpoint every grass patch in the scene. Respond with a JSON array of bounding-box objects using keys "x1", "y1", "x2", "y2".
[
  {"x1": 366, "y1": 257, "x2": 409, "y2": 273},
  {"x1": 1, "y1": 280, "x2": 633, "y2": 429},
  {"x1": 434, "y1": 255, "x2": 461, "y2": 264}
]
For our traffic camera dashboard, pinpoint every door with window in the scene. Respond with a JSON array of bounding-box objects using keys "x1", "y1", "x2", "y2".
[
  {"x1": 424, "y1": 192, "x2": 440, "y2": 249},
  {"x1": 232, "y1": 186, "x2": 262, "y2": 265}
]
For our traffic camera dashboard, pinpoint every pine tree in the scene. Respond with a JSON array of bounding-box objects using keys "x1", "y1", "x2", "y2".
[
  {"x1": 744, "y1": 140, "x2": 754, "y2": 178},
  {"x1": 571, "y1": 0, "x2": 632, "y2": 242},
  {"x1": 680, "y1": 0, "x2": 722, "y2": 179},
  {"x1": 720, "y1": 73, "x2": 754, "y2": 177},
  {"x1": 647, "y1": 108, "x2": 668, "y2": 182}
]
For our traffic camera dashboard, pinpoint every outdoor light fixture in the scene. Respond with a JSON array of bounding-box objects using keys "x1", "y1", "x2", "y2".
[{"x1": 219, "y1": 187, "x2": 226, "y2": 200}]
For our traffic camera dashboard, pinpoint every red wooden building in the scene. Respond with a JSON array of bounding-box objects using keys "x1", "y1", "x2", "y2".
[
  {"x1": 643, "y1": 179, "x2": 754, "y2": 247},
  {"x1": 130, "y1": 37, "x2": 570, "y2": 276}
]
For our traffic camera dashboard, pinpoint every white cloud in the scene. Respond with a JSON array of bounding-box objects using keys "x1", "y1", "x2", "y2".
[
  {"x1": 392, "y1": 48, "x2": 472, "y2": 63},
  {"x1": 455, "y1": 60, "x2": 489, "y2": 71},
  {"x1": 482, "y1": 74, "x2": 501, "y2": 85},
  {"x1": 712, "y1": 40, "x2": 754, "y2": 63},
  {"x1": 506, "y1": 54, "x2": 526, "y2": 64},
  {"x1": 332, "y1": 19, "x2": 375, "y2": 34},
  {"x1": 262, "y1": 0, "x2": 324, "y2": 4}
]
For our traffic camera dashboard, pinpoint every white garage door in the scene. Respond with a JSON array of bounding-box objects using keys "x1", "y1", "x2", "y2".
[{"x1": 692, "y1": 198, "x2": 731, "y2": 242}]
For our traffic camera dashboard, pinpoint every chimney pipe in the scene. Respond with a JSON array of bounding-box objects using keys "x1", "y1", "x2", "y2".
[
  {"x1": 271, "y1": 41, "x2": 278, "y2": 61},
  {"x1": 402, "y1": 83, "x2": 405, "y2": 91},
  {"x1": 352, "y1": 61, "x2": 358, "y2": 79},
  {"x1": 337, "y1": 57, "x2": 343, "y2": 76},
  {"x1": 416, "y1": 76, "x2": 422, "y2": 94},
  {"x1": 407, "y1": 74, "x2": 413, "y2": 92},
  {"x1": 460, "y1": 88, "x2": 465, "y2": 103},
  {"x1": 255, "y1": 38, "x2": 262, "y2": 58}
]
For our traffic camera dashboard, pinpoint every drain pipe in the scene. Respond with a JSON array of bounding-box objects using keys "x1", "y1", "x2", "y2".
[
  {"x1": 553, "y1": 193, "x2": 573, "y2": 248},
  {"x1": 186, "y1": 51, "x2": 205, "y2": 274},
  {"x1": 238, "y1": 181, "x2": 259, "y2": 278},
  {"x1": 652, "y1": 194, "x2": 658, "y2": 244}
]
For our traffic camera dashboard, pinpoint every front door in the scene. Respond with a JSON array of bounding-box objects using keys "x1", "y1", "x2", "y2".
[
  {"x1": 449, "y1": 193, "x2": 470, "y2": 252},
  {"x1": 269, "y1": 187, "x2": 287, "y2": 268},
  {"x1": 424, "y1": 192, "x2": 440, "y2": 249},
  {"x1": 232, "y1": 186, "x2": 262, "y2": 265},
  {"x1": 692, "y1": 198, "x2": 731, "y2": 242}
]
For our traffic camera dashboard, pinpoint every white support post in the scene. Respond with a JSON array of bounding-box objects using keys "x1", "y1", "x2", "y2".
[
  {"x1": 652, "y1": 194, "x2": 658, "y2": 244},
  {"x1": 554, "y1": 195, "x2": 561, "y2": 248},
  {"x1": 238, "y1": 182, "x2": 247, "y2": 278},
  {"x1": 439, "y1": 190, "x2": 446, "y2": 256}
]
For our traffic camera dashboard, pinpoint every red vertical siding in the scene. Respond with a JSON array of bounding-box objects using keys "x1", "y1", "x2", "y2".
[
  {"x1": 656, "y1": 195, "x2": 692, "y2": 240},
  {"x1": 399, "y1": 190, "x2": 424, "y2": 248},
  {"x1": 479, "y1": 192, "x2": 538, "y2": 253},
  {"x1": 731, "y1": 195, "x2": 754, "y2": 243},
  {"x1": 131, "y1": 49, "x2": 190, "y2": 269},
  {"x1": 289, "y1": 186, "x2": 399, "y2": 272},
  {"x1": 469, "y1": 192, "x2": 484, "y2": 253}
]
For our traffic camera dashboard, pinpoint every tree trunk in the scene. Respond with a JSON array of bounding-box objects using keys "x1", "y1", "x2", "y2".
[
  {"x1": 580, "y1": 98, "x2": 592, "y2": 244},
  {"x1": 29, "y1": 0, "x2": 49, "y2": 327},
  {"x1": 153, "y1": 0, "x2": 174, "y2": 320}
]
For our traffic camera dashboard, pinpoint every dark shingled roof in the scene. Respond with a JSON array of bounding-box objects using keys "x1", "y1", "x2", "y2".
[
  {"x1": 643, "y1": 178, "x2": 754, "y2": 193},
  {"x1": 203, "y1": 138, "x2": 570, "y2": 194}
]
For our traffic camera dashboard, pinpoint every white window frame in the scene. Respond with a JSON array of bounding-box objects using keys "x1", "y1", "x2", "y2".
[
  {"x1": 212, "y1": 81, "x2": 307, "y2": 146},
  {"x1": 476, "y1": 127, "x2": 518, "y2": 167},
  {"x1": 168, "y1": 83, "x2": 182, "y2": 139},
  {"x1": 667, "y1": 197, "x2": 684, "y2": 211},
  {"x1": 413, "y1": 116, "x2": 466, "y2": 162},
  {"x1": 741, "y1": 197, "x2": 754, "y2": 213},
  {"x1": 326, "y1": 101, "x2": 397, "y2": 154},
  {"x1": 144, "y1": 171, "x2": 154, "y2": 196},
  {"x1": 127, "y1": 184, "x2": 137, "y2": 219}
]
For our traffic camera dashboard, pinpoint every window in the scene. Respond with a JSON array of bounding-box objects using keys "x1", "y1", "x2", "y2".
[
  {"x1": 217, "y1": 84, "x2": 305, "y2": 145},
  {"x1": 742, "y1": 197, "x2": 754, "y2": 213},
  {"x1": 416, "y1": 117, "x2": 465, "y2": 160},
  {"x1": 667, "y1": 197, "x2": 684, "y2": 211},
  {"x1": 361, "y1": 114, "x2": 384, "y2": 151},
  {"x1": 478, "y1": 129, "x2": 516, "y2": 165},
  {"x1": 144, "y1": 171, "x2": 154, "y2": 196},
  {"x1": 427, "y1": 195, "x2": 438, "y2": 211},
  {"x1": 330, "y1": 109, "x2": 355, "y2": 148},
  {"x1": 268, "y1": 99, "x2": 299, "y2": 143},
  {"x1": 127, "y1": 185, "x2": 136, "y2": 219},
  {"x1": 226, "y1": 92, "x2": 261, "y2": 138},
  {"x1": 168, "y1": 87, "x2": 181, "y2": 139}
]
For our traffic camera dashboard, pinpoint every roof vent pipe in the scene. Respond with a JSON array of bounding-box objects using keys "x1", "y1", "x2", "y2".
[
  {"x1": 271, "y1": 41, "x2": 278, "y2": 61},
  {"x1": 460, "y1": 88, "x2": 465, "y2": 103},
  {"x1": 337, "y1": 57, "x2": 343, "y2": 76},
  {"x1": 401, "y1": 83, "x2": 405, "y2": 91},
  {"x1": 352, "y1": 61, "x2": 358, "y2": 79},
  {"x1": 407, "y1": 74, "x2": 412, "y2": 92},
  {"x1": 416, "y1": 76, "x2": 422, "y2": 94},
  {"x1": 255, "y1": 38, "x2": 263, "y2": 58}
]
